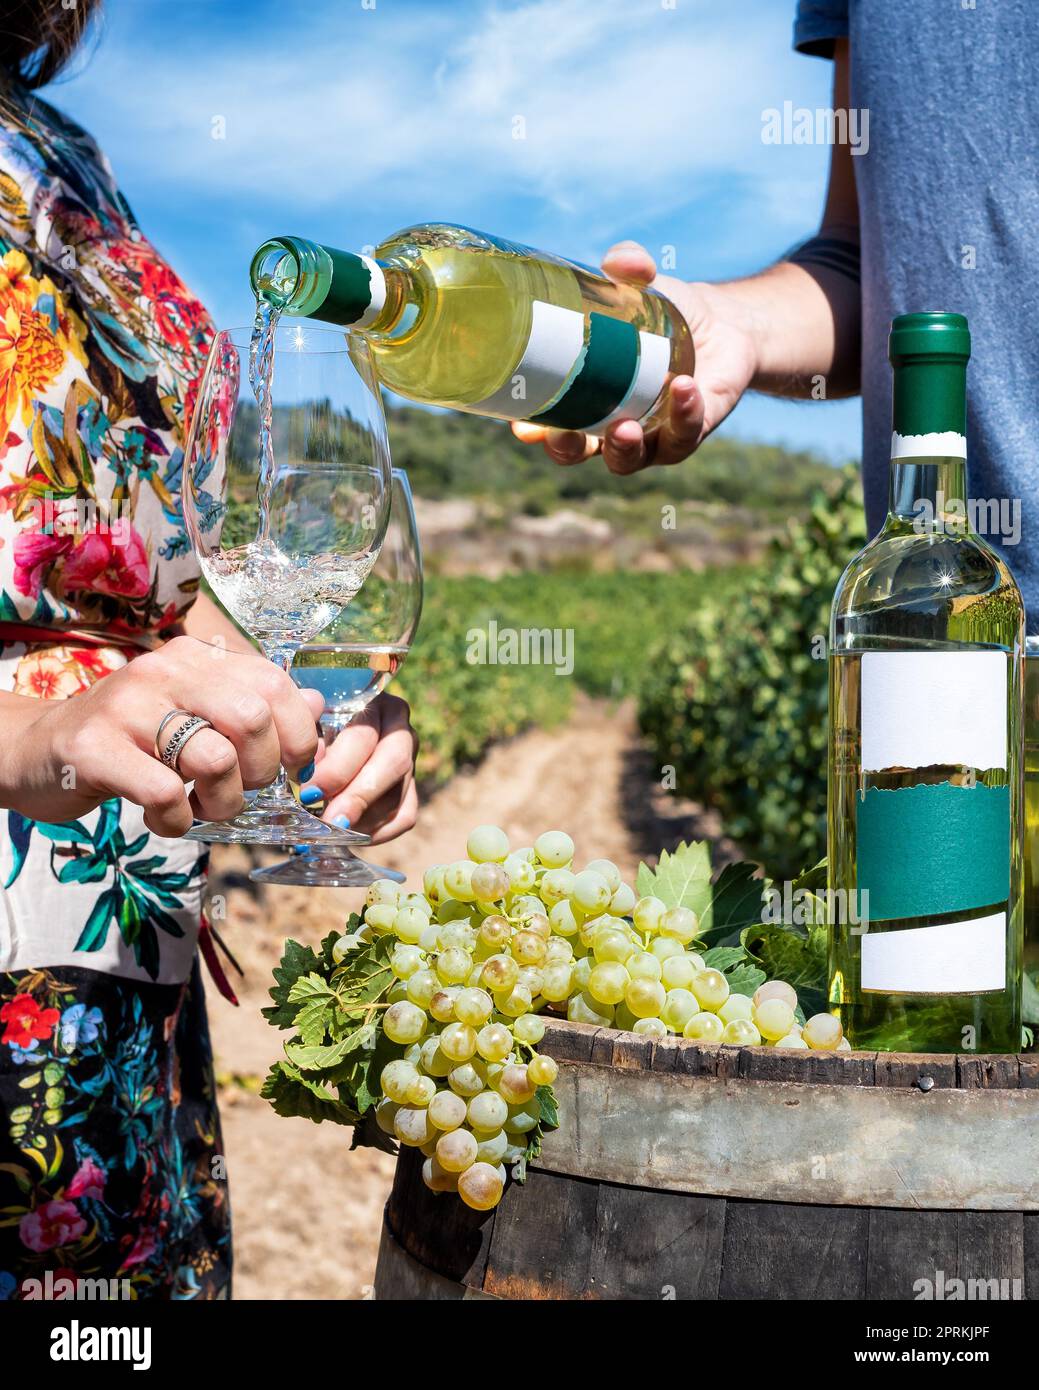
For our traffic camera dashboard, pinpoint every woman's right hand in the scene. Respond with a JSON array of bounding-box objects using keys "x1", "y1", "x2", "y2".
[{"x1": 4, "y1": 635, "x2": 322, "y2": 836}]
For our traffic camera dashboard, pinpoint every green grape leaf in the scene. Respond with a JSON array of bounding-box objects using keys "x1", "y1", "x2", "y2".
[
  {"x1": 517, "y1": 1085, "x2": 559, "y2": 1184},
  {"x1": 263, "y1": 937, "x2": 324, "y2": 1028},
  {"x1": 741, "y1": 919, "x2": 829, "y2": 1016},
  {"x1": 287, "y1": 973, "x2": 340, "y2": 1047},
  {"x1": 725, "y1": 963, "x2": 767, "y2": 998},
  {"x1": 349, "y1": 1113, "x2": 399, "y2": 1156},
  {"x1": 284, "y1": 1020, "x2": 377, "y2": 1071},
  {"x1": 703, "y1": 946, "x2": 747, "y2": 973},
  {"x1": 535, "y1": 1083, "x2": 559, "y2": 1133},
  {"x1": 260, "y1": 1060, "x2": 358, "y2": 1126},
  {"x1": 350, "y1": 1027, "x2": 406, "y2": 1115},
  {"x1": 334, "y1": 933, "x2": 395, "y2": 1011},
  {"x1": 636, "y1": 841, "x2": 713, "y2": 919},
  {"x1": 699, "y1": 861, "x2": 769, "y2": 947},
  {"x1": 1023, "y1": 972, "x2": 1039, "y2": 1026},
  {"x1": 792, "y1": 858, "x2": 828, "y2": 893}
]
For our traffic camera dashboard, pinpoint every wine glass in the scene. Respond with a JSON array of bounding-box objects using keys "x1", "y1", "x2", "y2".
[
  {"x1": 181, "y1": 321, "x2": 391, "y2": 844},
  {"x1": 250, "y1": 467, "x2": 423, "y2": 886}
]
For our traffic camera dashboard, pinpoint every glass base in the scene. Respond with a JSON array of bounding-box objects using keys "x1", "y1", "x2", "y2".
[
  {"x1": 183, "y1": 806, "x2": 371, "y2": 847},
  {"x1": 249, "y1": 847, "x2": 405, "y2": 887}
]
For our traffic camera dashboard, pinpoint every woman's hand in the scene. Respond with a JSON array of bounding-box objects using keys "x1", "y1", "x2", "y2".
[
  {"x1": 2, "y1": 635, "x2": 322, "y2": 836},
  {"x1": 300, "y1": 693, "x2": 418, "y2": 844},
  {"x1": 513, "y1": 241, "x2": 759, "y2": 475}
]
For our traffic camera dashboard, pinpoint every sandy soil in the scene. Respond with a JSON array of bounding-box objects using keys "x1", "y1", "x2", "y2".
[{"x1": 204, "y1": 696, "x2": 740, "y2": 1300}]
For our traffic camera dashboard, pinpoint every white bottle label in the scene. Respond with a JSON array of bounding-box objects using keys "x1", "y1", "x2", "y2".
[
  {"x1": 473, "y1": 301, "x2": 586, "y2": 419},
  {"x1": 860, "y1": 912, "x2": 1006, "y2": 994}
]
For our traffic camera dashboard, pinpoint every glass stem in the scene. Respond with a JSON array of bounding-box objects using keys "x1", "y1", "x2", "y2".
[{"x1": 261, "y1": 641, "x2": 298, "y2": 803}]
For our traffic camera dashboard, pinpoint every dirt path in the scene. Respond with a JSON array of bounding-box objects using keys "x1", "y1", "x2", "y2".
[{"x1": 205, "y1": 696, "x2": 740, "y2": 1300}]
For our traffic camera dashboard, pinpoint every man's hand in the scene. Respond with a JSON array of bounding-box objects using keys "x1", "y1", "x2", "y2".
[{"x1": 512, "y1": 241, "x2": 759, "y2": 475}]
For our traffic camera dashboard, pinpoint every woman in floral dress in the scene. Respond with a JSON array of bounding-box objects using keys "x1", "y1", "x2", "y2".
[{"x1": 0, "y1": 2, "x2": 419, "y2": 1299}]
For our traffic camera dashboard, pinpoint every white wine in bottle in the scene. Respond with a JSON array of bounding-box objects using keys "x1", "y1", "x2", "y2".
[
  {"x1": 828, "y1": 312, "x2": 1024, "y2": 1054},
  {"x1": 250, "y1": 224, "x2": 693, "y2": 435}
]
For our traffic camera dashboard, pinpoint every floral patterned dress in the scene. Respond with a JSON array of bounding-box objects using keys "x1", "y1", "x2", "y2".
[{"x1": 0, "y1": 86, "x2": 230, "y2": 1299}]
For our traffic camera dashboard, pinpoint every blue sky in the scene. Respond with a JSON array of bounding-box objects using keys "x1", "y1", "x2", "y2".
[{"x1": 47, "y1": 0, "x2": 861, "y2": 461}]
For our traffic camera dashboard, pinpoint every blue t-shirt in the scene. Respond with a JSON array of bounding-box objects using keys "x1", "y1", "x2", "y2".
[{"x1": 794, "y1": 0, "x2": 1039, "y2": 629}]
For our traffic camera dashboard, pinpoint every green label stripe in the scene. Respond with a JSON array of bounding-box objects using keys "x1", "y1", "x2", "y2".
[
  {"x1": 856, "y1": 781, "x2": 1009, "y2": 923},
  {"x1": 531, "y1": 312, "x2": 639, "y2": 431},
  {"x1": 323, "y1": 248, "x2": 374, "y2": 326}
]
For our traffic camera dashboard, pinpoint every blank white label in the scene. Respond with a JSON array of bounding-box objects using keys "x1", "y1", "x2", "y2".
[
  {"x1": 860, "y1": 651, "x2": 1007, "y2": 772},
  {"x1": 474, "y1": 301, "x2": 585, "y2": 419},
  {"x1": 860, "y1": 912, "x2": 1006, "y2": 994}
]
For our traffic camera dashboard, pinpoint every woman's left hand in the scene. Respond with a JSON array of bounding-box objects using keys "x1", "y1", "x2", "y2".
[{"x1": 300, "y1": 693, "x2": 419, "y2": 843}]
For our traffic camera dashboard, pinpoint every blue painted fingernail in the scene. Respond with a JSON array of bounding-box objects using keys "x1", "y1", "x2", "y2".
[
  {"x1": 299, "y1": 786, "x2": 323, "y2": 807},
  {"x1": 333, "y1": 814, "x2": 351, "y2": 829},
  {"x1": 298, "y1": 761, "x2": 315, "y2": 782}
]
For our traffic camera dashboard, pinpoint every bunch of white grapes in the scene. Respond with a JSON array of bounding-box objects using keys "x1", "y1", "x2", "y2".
[{"x1": 344, "y1": 826, "x2": 847, "y2": 1211}]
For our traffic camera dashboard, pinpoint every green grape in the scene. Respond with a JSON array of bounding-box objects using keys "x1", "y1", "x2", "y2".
[
  {"x1": 627, "y1": 951, "x2": 663, "y2": 982},
  {"x1": 483, "y1": 1060, "x2": 508, "y2": 1089},
  {"x1": 541, "y1": 962, "x2": 574, "y2": 1002},
  {"x1": 481, "y1": 955, "x2": 519, "y2": 992},
  {"x1": 438, "y1": 922, "x2": 477, "y2": 952},
  {"x1": 476, "y1": 1022, "x2": 513, "y2": 1063},
  {"x1": 588, "y1": 962, "x2": 630, "y2": 1006},
  {"x1": 572, "y1": 869, "x2": 612, "y2": 913},
  {"x1": 754, "y1": 999, "x2": 796, "y2": 1042},
  {"x1": 567, "y1": 990, "x2": 614, "y2": 1027},
  {"x1": 479, "y1": 914, "x2": 512, "y2": 949},
  {"x1": 366, "y1": 879, "x2": 401, "y2": 909},
  {"x1": 774, "y1": 1032, "x2": 810, "y2": 1050},
  {"x1": 380, "y1": 1059, "x2": 420, "y2": 1103},
  {"x1": 691, "y1": 969, "x2": 730, "y2": 1012},
  {"x1": 510, "y1": 894, "x2": 547, "y2": 919},
  {"x1": 495, "y1": 983, "x2": 533, "y2": 1018},
  {"x1": 473, "y1": 1127, "x2": 509, "y2": 1163},
  {"x1": 549, "y1": 900, "x2": 581, "y2": 936},
  {"x1": 684, "y1": 1012, "x2": 724, "y2": 1042},
  {"x1": 406, "y1": 969, "x2": 439, "y2": 1009},
  {"x1": 429, "y1": 989, "x2": 460, "y2": 1023},
  {"x1": 579, "y1": 914, "x2": 614, "y2": 951},
  {"x1": 835, "y1": 1036, "x2": 852, "y2": 1052},
  {"x1": 422, "y1": 864, "x2": 445, "y2": 902},
  {"x1": 512, "y1": 931, "x2": 547, "y2": 966},
  {"x1": 468, "y1": 1090, "x2": 509, "y2": 1131},
  {"x1": 614, "y1": 1002, "x2": 638, "y2": 1032},
  {"x1": 721, "y1": 1019, "x2": 762, "y2": 1046},
  {"x1": 659, "y1": 906, "x2": 699, "y2": 944},
  {"x1": 540, "y1": 868, "x2": 576, "y2": 905},
  {"x1": 572, "y1": 957, "x2": 594, "y2": 991},
  {"x1": 521, "y1": 912, "x2": 552, "y2": 940},
  {"x1": 503, "y1": 1140, "x2": 527, "y2": 1164},
  {"x1": 803, "y1": 1013, "x2": 843, "y2": 1050},
  {"x1": 516, "y1": 966, "x2": 545, "y2": 997},
  {"x1": 403, "y1": 1042, "x2": 423, "y2": 1064},
  {"x1": 394, "y1": 1105, "x2": 435, "y2": 1147},
  {"x1": 718, "y1": 994, "x2": 755, "y2": 1025},
  {"x1": 386, "y1": 981, "x2": 409, "y2": 1004},
  {"x1": 401, "y1": 892, "x2": 434, "y2": 917},
  {"x1": 440, "y1": 1022, "x2": 479, "y2": 1063},
  {"x1": 504, "y1": 853, "x2": 537, "y2": 892},
  {"x1": 533, "y1": 830, "x2": 575, "y2": 868},
  {"x1": 467, "y1": 962, "x2": 487, "y2": 987},
  {"x1": 504, "y1": 1099, "x2": 540, "y2": 1134},
  {"x1": 436, "y1": 1127, "x2": 479, "y2": 1172},
  {"x1": 428, "y1": 1089, "x2": 468, "y2": 1131},
  {"x1": 384, "y1": 1001, "x2": 428, "y2": 1045},
  {"x1": 686, "y1": 952, "x2": 706, "y2": 973},
  {"x1": 393, "y1": 906, "x2": 428, "y2": 944},
  {"x1": 471, "y1": 861, "x2": 509, "y2": 902},
  {"x1": 363, "y1": 903, "x2": 398, "y2": 933},
  {"x1": 661, "y1": 988, "x2": 700, "y2": 1032},
  {"x1": 375, "y1": 1098, "x2": 400, "y2": 1134},
  {"x1": 625, "y1": 977, "x2": 666, "y2": 1019},
  {"x1": 661, "y1": 955, "x2": 696, "y2": 990},
  {"x1": 467, "y1": 824, "x2": 511, "y2": 863},
  {"x1": 512, "y1": 1013, "x2": 546, "y2": 1045},
  {"x1": 435, "y1": 948, "x2": 473, "y2": 985},
  {"x1": 649, "y1": 937, "x2": 684, "y2": 963},
  {"x1": 585, "y1": 858, "x2": 622, "y2": 893},
  {"x1": 593, "y1": 928, "x2": 635, "y2": 964},
  {"x1": 609, "y1": 883, "x2": 637, "y2": 916},
  {"x1": 422, "y1": 1155, "x2": 459, "y2": 1193},
  {"x1": 632, "y1": 895, "x2": 666, "y2": 933},
  {"x1": 544, "y1": 936, "x2": 574, "y2": 963},
  {"x1": 407, "y1": 1075, "x2": 438, "y2": 1107},
  {"x1": 457, "y1": 1161, "x2": 504, "y2": 1210},
  {"x1": 527, "y1": 1054, "x2": 558, "y2": 1086},
  {"x1": 633, "y1": 1017, "x2": 668, "y2": 1039},
  {"x1": 753, "y1": 980, "x2": 799, "y2": 1013},
  {"x1": 419, "y1": 1138, "x2": 439, "y2": 1158},
  {"x1": 390, "y1": 945, "x2": 425, "y2": 980},
  {"x1": 419, "y1": 1037, "x2": 454, "y2": 1077},
  {"x1": 419, "y1": 923, "x2": 440, "y2": 952},
  {"x1": 448, "y1": 1061, "x2": 487, "y2": 1096},
  {"x1": 454, "y1": 988, "x2": 494, "y2": 1028},
  {"x1": 426, "y1": 867, "x2": 448, "y2": 906},
  {"x1": 444, "y1": 860, "x2": 477, "y2": 901}
]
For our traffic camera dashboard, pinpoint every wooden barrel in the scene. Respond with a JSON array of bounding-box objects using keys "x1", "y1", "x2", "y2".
[{"x1": 373, "y1": 1018, "x2": 1039, "y2": 1300}]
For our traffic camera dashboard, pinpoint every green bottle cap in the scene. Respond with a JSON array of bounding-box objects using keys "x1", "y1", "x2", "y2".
[
  {"x1": 249, "y1": 235, "x2": 380, "y2": 326},
  {"x1": 889, "y1": 311, "x2": 971, "y2": 364},
  {"x1": 889, "y1": 312, "x2": 970, "y2": 443}
]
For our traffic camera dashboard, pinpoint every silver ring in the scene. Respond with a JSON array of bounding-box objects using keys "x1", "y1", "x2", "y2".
[
  {"x1": 156, "y1": 713, "x2": 213, "y2": 771},
  {"x1": 155, "y1": 709, "x2": 194, "y2": 752}
]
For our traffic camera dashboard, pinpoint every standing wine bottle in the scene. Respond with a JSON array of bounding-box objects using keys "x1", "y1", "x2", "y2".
[
  {"x1": 249, "y1": 224, "x2": 693, "y2": 435},
  {"x1": 828, "y1": 312, "x2": 1023, "y2": 1053}
]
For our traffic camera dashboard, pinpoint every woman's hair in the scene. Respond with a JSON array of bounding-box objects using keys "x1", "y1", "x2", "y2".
[{"x1": 0, "y1": 0, "x2": 102, "y2": 90}]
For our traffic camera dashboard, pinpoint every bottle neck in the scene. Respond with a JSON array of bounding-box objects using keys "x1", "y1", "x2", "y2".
[
  {"x1": 251, "y1": 236, "x2": 408, "y2": 332},
  {"x1": 885, "y1": 356, "x2": 970, "y2": 535}
]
